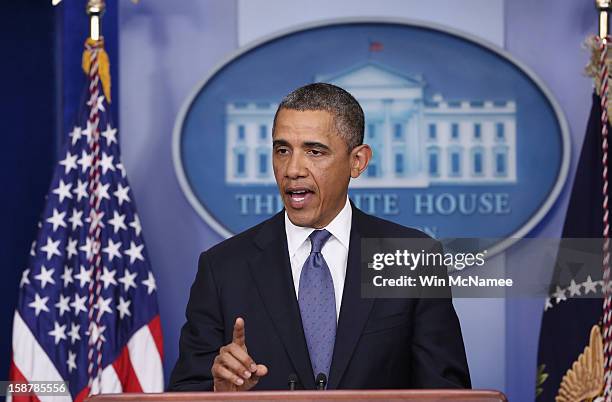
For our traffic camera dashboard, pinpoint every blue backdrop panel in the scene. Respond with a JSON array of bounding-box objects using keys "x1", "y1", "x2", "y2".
[{"x1": 0, "y1": 0, "x2": 56, "y2": 383}]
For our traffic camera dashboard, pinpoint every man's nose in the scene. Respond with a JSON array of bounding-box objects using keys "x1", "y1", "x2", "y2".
[{"x1": 286, "y1": 153, "x2": 307, "y2": 179}]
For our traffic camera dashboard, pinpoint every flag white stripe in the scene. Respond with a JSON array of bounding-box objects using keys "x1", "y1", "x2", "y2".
[
  {"x1": 127, "y1": 325, "x2": 163, "y2": 392},
  {"x1": 12, "y1": 310, "x2": 125, "y2": 400},
  {"x1": 11, "y1": 310, "x2": 71, "y2": 402},
  {"x1": 91, "y1": 364, "x2": 123, "y2": 395}
]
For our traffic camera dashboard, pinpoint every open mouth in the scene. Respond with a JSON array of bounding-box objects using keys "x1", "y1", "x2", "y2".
[{"x1": 285, "y1": 188, "x2": 314, "y2": 208}]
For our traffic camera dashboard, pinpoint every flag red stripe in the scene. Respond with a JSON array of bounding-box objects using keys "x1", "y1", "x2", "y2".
[
  {"x1": 72, "y1": 315, "x2": 163, "y2": 397},
  {"x1": 148, "y1": 315, "x2": 164, "y2": 359},
  {"x1": 112, "y1": 345, "x2": 143, "y2": 392},
  {"x1": 74, "y1": 386, "x2": 90, "y2": 402},
  {"x1": 8, "y1": 359, "x2": 41, "y2": 402}
]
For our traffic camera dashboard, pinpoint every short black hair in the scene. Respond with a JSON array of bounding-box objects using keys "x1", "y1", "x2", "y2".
[{"x1": 273, "y1": 83, "x2": 365, "y2": 150}]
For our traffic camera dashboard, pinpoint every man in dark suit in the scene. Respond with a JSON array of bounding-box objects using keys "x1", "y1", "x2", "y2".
[{"x1": 168, "y1": 83, "x2": 471, "y2": 392}]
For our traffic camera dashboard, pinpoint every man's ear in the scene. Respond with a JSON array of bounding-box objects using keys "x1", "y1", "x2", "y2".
[{"x1": 350, "y1": 144, "x2": 372, "y2": 178}]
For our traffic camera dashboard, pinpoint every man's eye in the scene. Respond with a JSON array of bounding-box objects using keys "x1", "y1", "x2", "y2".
[
  {"x1": 275, "y1": 148, "x2": 289, "y2": 155},
  {"x1": 308, "y1": 149, "x2": 323, "y2": 156}
]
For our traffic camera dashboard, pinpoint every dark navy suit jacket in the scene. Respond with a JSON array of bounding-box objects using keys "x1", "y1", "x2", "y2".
[{"x1": 168, "y1": 205, "x2": 471, "y2": 390}]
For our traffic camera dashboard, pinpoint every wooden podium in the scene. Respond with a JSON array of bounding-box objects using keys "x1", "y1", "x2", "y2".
[{"x1": 86, "y1": 390, "x2": 506, "y2": 402}]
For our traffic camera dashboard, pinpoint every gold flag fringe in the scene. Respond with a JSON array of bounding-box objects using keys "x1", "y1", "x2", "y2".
[
  {"x1": 82, "y1": 38, "x2": 111, "y2": 103},
  {"x1": 586, "y1": 36, "x2": 612, "y2": 125}
]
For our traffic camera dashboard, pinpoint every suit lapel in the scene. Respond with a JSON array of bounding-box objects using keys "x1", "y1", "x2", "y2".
[
  {"x1": 249, "y1": 212, "x2": 315, "y2": 390},
  {"x1": 327, "y1": 207, "x2": 375, "y2": 389}
]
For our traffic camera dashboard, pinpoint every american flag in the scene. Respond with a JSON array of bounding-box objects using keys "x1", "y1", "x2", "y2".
[
  {"x1": 368, "y1": 41, "x2": 383, "y2": 52},
  {"x1": 9, "y1": 39, "x2": 163, "y2": 401}
]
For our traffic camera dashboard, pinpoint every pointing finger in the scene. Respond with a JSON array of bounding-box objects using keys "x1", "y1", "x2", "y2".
[{"x1": 232, "y1": 317, "x2": 246, "y2": 347}]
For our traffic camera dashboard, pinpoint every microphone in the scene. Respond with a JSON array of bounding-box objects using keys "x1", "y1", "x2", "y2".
[
  {"x1": 315, "y1": 373, "x2": 327, "y2": 390},
  {"x1": 287, "y1": 373, "x2": 298, "y2": 390}
]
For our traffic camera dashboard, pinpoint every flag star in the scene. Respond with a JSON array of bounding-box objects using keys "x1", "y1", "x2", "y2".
[
  {"x1": 125, "y1": 241, "x2": 145, "y2": 264},
  {"x1": 142, "y1": 272, "x2": 157, "y2": 295},
  {"x1": 68, "y1": 323, "x2": 81, "y2": 344},
  {"x1": 66, "y1": 350, "x2": 77, "y2": 373},
  {"x1": 96, "y1": 95, "x2": 105, "y2": 112},
  {"x1": 82, "y1": 120, "x2": 94, "y2": 144},
  {"x1": 46, "y1": 208, "x2": 67, "y2": 232},
  {"x1": 48, "y1": 321, "x2": 67, "y2": 345},
  {"x1": 113, "y1": 184, "x2": 131, "y2": 206},
  {"x1": 553, "y1": 286, "x2": 567, "y2": 303},
  {"x1": 30, "y1": 240, "x2": 37, "y2": 257},
  {"x1": 40, "y1": 237, "x2": 61, "y2": 260},
  {"x1": 20, "y1": 269, "x2": 30, "y2": 288},
  {"x1": 28, "y1": 293, "x2": 50, "y2": 316},
  {"x1": 93, "y1": 238, "x2": 101, "y2": 257},
  {"x1": 99, "y1": 153, "x2": 115, "y2": 175},
  {"x1": 34, "y1": 265, "x2": 56, "y2": 289},
  {"x1": 95, "y1": 182, "x2": 110, "y2": 201},
  {"x1": 52, "y1": 179, "x2": 73, "y2": 203},
  {"x1": 55, "y1": 294, "x2": 71, "y2": 317},
  {"x1": 59, "y1": 151, "x2": 78, "y2": 175},
  {"x1": 117, "y1": 296, "x2": 131, "y2": 319},
  {"x1": 102, "y1": 239, "x2": 122, "y2": 262},
  {"x1": 69, "y1": 126, "x2": 82, "y2": 145},
  {"x1": 129, "y1": 214, "x2": 142, "y2": 236},
  {"x1": 100, "y1": 267, "x2": 117, "y2": 289},
  {"x1": 61, "y1": 265, "x2": 74, "y2": 287},
  {"x1": 95, "y1": 296, "x2": 113, "y2": 319},
  {"x1": 74, "y1": 265, "x2": 92, "y2": 288},
  {"x1": 108, "y1": 211, "x2": 127, "y2": 234},
  {"x1": 79, "y1": 237, "x2": 94, "y2": 260},
  {"x1": 583, "y1": 275, "x2": 599, "y2": 294},
  {"x1": 544, "y1": 298, "x2": 553, "y2": 311},
  {"x1": 73, "y1": 179, "x2": 88, "y2": 202},
  {"x1": 568, "y1": 279, "x2": 582, "y2": 297},
  {"x1": 116, "y1": 163, "x2": 127, "y2": 178},
  {"x1": 118, "y1": 269, "x2": 137, "y2": 292},
  {"x1": 68, "y1": 209, "x2": 83, "y2": 231},
  {"x1": 86, "y1": 210, "x2": 105, "y2": 230},
  {"x1": 87, "y1": 322, "x2": 107, "y2": 344},
  {"x1": 87, "y1": 95, "x2": 102, "y2": 109},
  {"x1": 66, "y1": 237, "x2": 78, "y2": 259},
  {"x1": 102, "y1": 124, "x2": 117, "y2": 145},
  {"x1": 70, "y1": 293, "x2": 87, "y2": 315},
  {"x1": 77, "y1": 150, "x2": 93, "y2": 173}
]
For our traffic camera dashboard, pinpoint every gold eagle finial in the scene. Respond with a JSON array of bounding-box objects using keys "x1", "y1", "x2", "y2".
[{"x1": 555, "y1": 325, "x2": 604, "y2": 402}]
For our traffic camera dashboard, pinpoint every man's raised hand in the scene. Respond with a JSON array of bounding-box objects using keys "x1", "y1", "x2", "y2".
[{"x1": 211, "y1": 317, "x2": 268, "y2": 391}]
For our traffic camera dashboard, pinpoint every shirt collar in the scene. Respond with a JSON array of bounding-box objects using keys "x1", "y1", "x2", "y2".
[{"x1": 285, "y1": 197, "x2": 352, "y2": 257}]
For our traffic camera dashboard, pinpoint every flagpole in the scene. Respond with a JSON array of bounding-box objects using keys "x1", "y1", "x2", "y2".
[
  {"x1": 84, "y1": 0, "x2": 107, "y2": 392},
  {"x1": 598, "y1": 0, "x2": 611, "y2": 39},
  {"x1": 86, "y1": 0, "x2": 105, "y2": 41}
]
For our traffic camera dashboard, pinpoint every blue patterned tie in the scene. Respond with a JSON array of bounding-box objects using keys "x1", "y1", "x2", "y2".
[{"x1": 298, "y1": 229, "x2": 336, "y2": 380}]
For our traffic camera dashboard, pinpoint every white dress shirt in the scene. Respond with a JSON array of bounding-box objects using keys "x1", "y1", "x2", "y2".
[{"x1": 285, "y1": 197, "x2": 352, "y2": 322}]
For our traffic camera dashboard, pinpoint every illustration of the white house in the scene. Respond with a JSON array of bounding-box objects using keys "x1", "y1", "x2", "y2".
[{"x1": 225, "y1": 62, "x2": 517, "y2": 187}]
